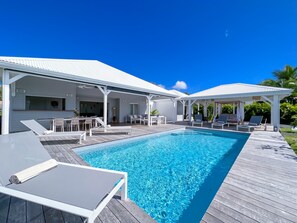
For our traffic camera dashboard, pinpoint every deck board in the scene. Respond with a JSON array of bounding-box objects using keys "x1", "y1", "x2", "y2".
[
  {"x1": 202, "y1": 130, "x2": 297, "y2": 223},
  {"x1": 1, "y1": 123, "x2": 297, "y2": 222}
]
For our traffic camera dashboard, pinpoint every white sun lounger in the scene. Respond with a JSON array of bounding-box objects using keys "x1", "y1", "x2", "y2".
[
  {"x1": 89, "y1": 117, "x2": 132, "y2": 136},
  {"x1": 21, "y1": 119, "x2": 86, "y2": 144},
  {"x1": 237, "y1": 116, "x2": 264, "y2": 132},
  {"x1": 0, "y1": 131, "x2": 127, "y2": 223}
]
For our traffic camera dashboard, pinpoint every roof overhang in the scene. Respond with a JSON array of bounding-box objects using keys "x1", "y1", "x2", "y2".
[
  {"x1": 0, "y1": 60, "x2": 177, "y2": 99},
  {"x1": 181, "y1": 83, "x2": 293, "y2": 102}
]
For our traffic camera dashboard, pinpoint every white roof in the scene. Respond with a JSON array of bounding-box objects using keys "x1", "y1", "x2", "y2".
[
  {"x1": 169, "y1": 89, "x2": 188, "y2": 98},
  {"x1": 0, "y1": 56, "x2": 176, "y2": 97},
  {"x1": 184, "y1": 83, "x2": 292, "y2": 100}
]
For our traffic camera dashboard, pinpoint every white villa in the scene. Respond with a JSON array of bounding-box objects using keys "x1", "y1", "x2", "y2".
[
  {"x1": 0, "y1": 56, "x2": 293, "y2": 134},
  {"x1": 0, "y1": 57, "x2": 177, "y2": 134}
]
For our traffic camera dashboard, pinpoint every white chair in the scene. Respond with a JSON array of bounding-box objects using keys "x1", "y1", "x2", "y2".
[
  {"x1": 0, "y1": 131, "x2": 127, "y2": 223},
  {"x1": 90, "y1": 117, "x2": 132, "y2": 136}
]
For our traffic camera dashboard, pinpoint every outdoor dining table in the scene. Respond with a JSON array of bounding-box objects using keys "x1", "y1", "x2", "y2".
[{"x1": 51, "y1": 117, "x2": 102, "y2": 131}]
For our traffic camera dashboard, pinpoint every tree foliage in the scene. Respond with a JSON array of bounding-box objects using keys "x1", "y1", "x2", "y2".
[{"x1": 260, "y1": 65, "x2": 297, "y2": 103}]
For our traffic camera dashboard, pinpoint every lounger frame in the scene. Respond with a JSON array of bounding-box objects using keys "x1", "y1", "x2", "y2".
[{"x1": 0, "y1": 163, "x2": 127, "y2": 223}]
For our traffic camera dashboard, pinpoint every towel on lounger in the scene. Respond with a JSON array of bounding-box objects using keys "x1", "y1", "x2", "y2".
[{"x1": 10, "y1": 159, "x2": 58, "y2": 184}]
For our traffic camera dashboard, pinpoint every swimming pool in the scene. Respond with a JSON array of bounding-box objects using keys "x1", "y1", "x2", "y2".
[{"x1": 76, "y1": 128, "x2": 249, "y2": 223}]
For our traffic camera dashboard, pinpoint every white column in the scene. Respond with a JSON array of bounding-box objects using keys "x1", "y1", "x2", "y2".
[
  {"x1": 146, "y1": 95, "x2": 153, "y2": 126},
  {"x1": 171, "y1": 99, "x2": 177, "y2": 123},
  {"x1": 103, "y1": 93, "x2": 108, "y2": 126},
  {"x1": 233, "y1": 103, "x2": 235, "y2": 114},
  {"x1": 203, "y1": 102, "x2": 208, "y2": 119},
  {"x1": 181, "y1": 100, "x2": 185, "y2": 121},
  {"x1": 213, "y1": 102, "x2": 217, "y2": 122},
  {"x1": 270, "y1": 104, "x2": 274, "y2": 126},
  {"x1": 218, "y1": 103, "x2": 222, "y2": 115},
  {"x1": 239, "y1": 102, "x2": 245, "y2": 123},
  {"x1": 272, "y1": 95, "x2": 280, "y2": 130},
  {"x1": 188, "y1": 100, "x2": 192, "y2": 122},
  {"x1": 2, "y1": 70, "x2": 10, "y2": 134},
  {"x1": 197, "y1": 103, "x2": 200, "y2": 114},
  {"x1": 97, "y1": 86, "x2": 111, "y2": 127}
]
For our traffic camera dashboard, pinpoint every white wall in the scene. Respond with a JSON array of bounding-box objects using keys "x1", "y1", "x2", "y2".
[
  {"x1": 11, "y1": 76, "x2": 77, "y2": 132},
  {"x1": 154, "y1": 99, "x2": 177, "y2": 122},
  {"x1": 9, "y1": 76, "x2": 149, "y2": 132},
  {"x1": 117, "y1": 93, "x2": 147, "y2": 122}
]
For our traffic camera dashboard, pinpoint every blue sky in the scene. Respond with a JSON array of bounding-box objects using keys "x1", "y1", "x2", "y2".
[{"x1": 0, "y1": 0, "x2": 296, "y2": 93}]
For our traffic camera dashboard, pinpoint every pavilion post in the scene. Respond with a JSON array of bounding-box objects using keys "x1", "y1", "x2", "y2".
[
  {"x1": 272, "y1": 95, "x2": 280, "y2": 131},
  {"x1": 197, "y1": 102, "x2": 200, "y2": 114},
  {"x1": 218, "y1": 103, "x2": 222, "y2": 115},
  {"x1": 188, "y1": 100, "x2": 192, "y2": 122},
  {"x1": 1, "y1": 70, "x2": 10, "y2": 134},
  {"x1": 239, "y1": 102, "x2": 245, "y2": 123},
  {"x1": 170, "y1": 98, "x2": 177, "y2": 123},
  {"x1": 233, "y1": 103, "x2": 235, "y2": 114},
  {"x1": 97, "y1": 86, "x2": 111, "y2": 127},
  {"x1": 146, "y1": 95, "x2": 154, "y2": 126},
  {"x1": 203, "y1": 102, "x2": 208, "y2": 120}
]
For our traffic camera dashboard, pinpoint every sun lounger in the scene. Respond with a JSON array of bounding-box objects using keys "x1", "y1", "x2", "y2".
[
  {"x1": 192, "y1": 114, "x2": 203, "y2": 127},
  {"x1": 211, "y1": 114, "x2": 228, "y2": 129},
  {"x1": 237, "y1": 116, "x2": 263, "y2": 132},
  {"x1": 21, "y1": 119, "x2": 86, "y2": 144},
  {"x1": 90, "y1": 117, "x2": 132, "y2": 136},
  {"x1": 0, "y1": 131, "x2": 127, "y2": 223}
]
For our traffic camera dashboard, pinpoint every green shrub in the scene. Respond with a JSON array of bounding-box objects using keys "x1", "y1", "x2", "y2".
[
  {"x1": 244, "y1": 102, "x2": 271, "y2": 123},
  {"x1": 222, "y1": 104, "x2": 234, "y2": 114},
  {"x1": 280, "y1": 103, "x2": 297, "y2": 124},
  {"x1": 291, "y1": 115, "x2": 297, "y2": 127},
  {"x1": 150, "y1": 109, "x2": 159, "y2": 116}
]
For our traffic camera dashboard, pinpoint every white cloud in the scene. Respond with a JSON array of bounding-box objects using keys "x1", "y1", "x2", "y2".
[{"x1": 172, "y1": 81, "x2": 187, "y2": 90}]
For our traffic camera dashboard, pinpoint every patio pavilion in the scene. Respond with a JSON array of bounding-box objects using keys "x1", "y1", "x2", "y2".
[
  {"x1": 183, "y1": 83, "x2": 293, "y2": 130},
  {"x1": 0, "y1": 57, "x2": 177, "y2": 134}
]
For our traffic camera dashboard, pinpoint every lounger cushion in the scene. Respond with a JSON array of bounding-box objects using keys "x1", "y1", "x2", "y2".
[
  {"x1": 7, "y1": 164, "x2": 122, "y2": 210},
  {"x1": 10, "y1": 159, "x2": 58, "y2": 184}
]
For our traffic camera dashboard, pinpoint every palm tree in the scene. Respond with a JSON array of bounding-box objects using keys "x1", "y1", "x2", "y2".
[{"x1": 260, "y1": 65, "x2": 297, "y2": 103}]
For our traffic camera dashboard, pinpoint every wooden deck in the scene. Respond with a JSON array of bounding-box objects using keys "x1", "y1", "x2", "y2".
[
  {"x1": 201, "y1": 130, "x2": 297, "y2": 223},
  {"x1": 1, "y1": 123, "x2": 297, "y2": 222}
]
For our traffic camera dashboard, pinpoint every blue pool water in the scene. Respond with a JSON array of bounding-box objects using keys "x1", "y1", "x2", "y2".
[{"x1": 76, "y1": 128, "x2": 249, "y2": 223}]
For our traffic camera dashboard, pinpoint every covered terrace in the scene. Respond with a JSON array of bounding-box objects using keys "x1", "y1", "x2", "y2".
[
  {"x1": 183, "y1": 83, "x2": 293, "y2": 130},
  {"x1": 0, "y1": 57, "x2": 177, "y2": 134}
]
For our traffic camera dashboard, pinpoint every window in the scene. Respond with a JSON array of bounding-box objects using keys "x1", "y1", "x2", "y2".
[
  {"x1": 26, "y1": 96, "x2": 65, "y2": 111},
  {"x1": 130, "y1": 103, "x2": 139, "y2": 115}
]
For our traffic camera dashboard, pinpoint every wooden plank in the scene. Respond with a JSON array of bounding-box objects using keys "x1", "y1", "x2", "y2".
[
  {"x1": 223, "y1": 182, "x2": 297, "y2": 215},
  {"x1": 202, "y1": 212, "x2": 224, "y2": 223},
  {"x1": 107, "y1": 199, "x2": 139, "y2": 223},
  {"x1": 210, "y1": 199, "x2": 258, "y2": 223},
  {"x1": 216, "y1": 192, "x2": 293, "y2": 223},
  {"x1": 43, "y1": 206, "x2": 64, "y2": 222},
  {"x1": 98, "y1": 206, "x2": 121, "y2": 223},
  {"x1": 7, "y1": 197, "x2": 26, "y2": 223},
  {"x1": 117, "y1": 199, "x2": 156, "y2": 223},
  {"x1": 206, "y1": 206, "x2": 240, "y2": 223},
  {"x1": 27, "y1": 201, "x2": 45, "y2": 223},
  {"x1": 219, "y1": 185, "x2": 297, "y2": 222},
  {"x1": 61, "y1": 211, "x2": 84, "y2": 223},
  {"x1": 0, "y1": 194, "x2": 10, "y2": 223},
  {"x1": 224, "y1": 176, "x2": 297, "y2": 205}
]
